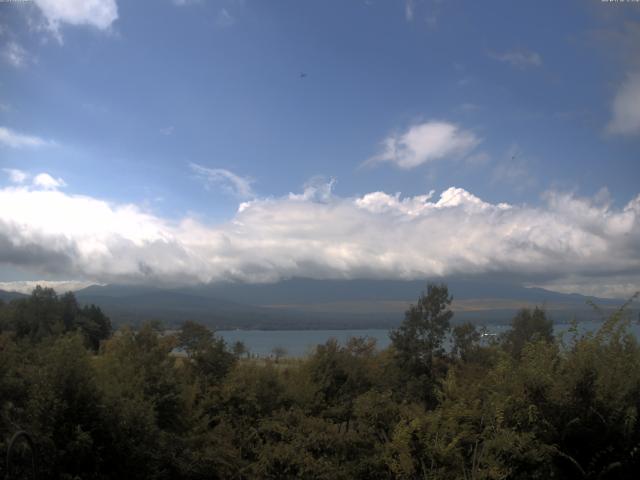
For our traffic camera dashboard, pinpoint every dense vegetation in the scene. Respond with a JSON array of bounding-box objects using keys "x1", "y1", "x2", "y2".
[{"x1": 1, "y1": 284, "x2": 639, "y2": 479}]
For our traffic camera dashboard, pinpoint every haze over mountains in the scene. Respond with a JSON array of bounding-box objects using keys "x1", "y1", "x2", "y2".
[{"x1": 0, "y1": 277, "x2": 628, "y2": 330}]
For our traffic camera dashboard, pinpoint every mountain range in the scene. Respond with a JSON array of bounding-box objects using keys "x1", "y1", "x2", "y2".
[{"x1": 1, "y1": 278, "x2": 632, "y2": 330}]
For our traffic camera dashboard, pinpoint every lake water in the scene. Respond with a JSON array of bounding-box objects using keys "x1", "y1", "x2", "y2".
[
  {"x1": 218, "y1": 321, "x2": 640, "y2": 357},
  {"x1": 219, "y1": 329, "x2": 392, "y2": 357}
]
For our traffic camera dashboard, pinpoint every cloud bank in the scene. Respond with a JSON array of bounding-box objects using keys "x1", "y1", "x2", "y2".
[{"x1": 0, "y1": 175, "x2": 639, "y2": 297}]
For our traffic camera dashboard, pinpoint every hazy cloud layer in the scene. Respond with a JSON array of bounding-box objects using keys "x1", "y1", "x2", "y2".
[
  {"x1": 3, "y1": 169, "x2": 28, "y2": 184},
  {"x1": 531, "y1": 274, "x2": 640, "y2": 300},
  {"x1": 0, "y1": 127, "x2": 51, "y2": 149},
  {"x1": 2, "y1": 42, "x2": 30, "y2": 68},
  {"x1": 489, "y1": 49, "x2": 542, "y2": 69},
  {"x1": 366, "y1": 121, "x2": 480, "y2": 169},
  {"x1": 0, "y1": 280, "x2": 98, "y2": 294},
  {"x1": 405, "y1": 0, "x2": 414, "y2": 21},
  {"x1": 0, "y1": 177, "x2": 638, "y2": 297},
  {"x1": 190, "y1": 163, "x2": 254, "y2": 198},
  {"x1": 608, "y1": 72, "x2": 640, "y2": 136}
]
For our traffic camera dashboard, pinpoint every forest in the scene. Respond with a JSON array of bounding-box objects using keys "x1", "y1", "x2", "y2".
[{"x1": 1, "y1": 284, "x2": 640, "y2": 479}]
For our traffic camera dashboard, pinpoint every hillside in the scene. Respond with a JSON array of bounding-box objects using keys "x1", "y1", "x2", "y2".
[{"x1": 71, "y1": 277, "x2": 627, "y2": 329}]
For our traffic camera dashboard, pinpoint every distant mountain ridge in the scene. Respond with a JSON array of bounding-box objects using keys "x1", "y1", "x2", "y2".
[
  {"x1": 1, "y1": 278, "x2": 631, "y2": 330},
  {"x1": 75, "y1": 278, "x2": 628, "y2": 329},
  {"x1": 0, "y1": 289, "x2": 27, "y2": 302}
]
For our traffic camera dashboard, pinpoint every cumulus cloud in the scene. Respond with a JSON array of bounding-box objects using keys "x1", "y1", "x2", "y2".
[
  {"x1": 288, "y1": 176, "x2": 336, "y2": 203},
  {"x1": 0, "y1": 178, "x2": 638, "y2": 297},
  {"x1": 190, "y1": 163, "x2": 254, "y2": 198},
  {"x1": 33, "y1": 173, "x2": 66, "y2": 190},
  {"x1": 3, "y1": 170, "x2": 65, "y2": 189},
  {"x1": 33, "y1": 0, "x2": 118, "y2": 38},
  {"x1": 3, "y1": 169, "x2": 29, "y2": 184},
  {"x1": 0, "y1": 127, "x2": 51, "y2": 149},
  {"x1": 489, "y1": 49, "x2": 542, "y2": 69},
  {"x1": 607, "y1": 72, "x2": 640, "y2": 136},
  {"x1": 366, "y1": 121, "x2": 480, "y2": 169}
]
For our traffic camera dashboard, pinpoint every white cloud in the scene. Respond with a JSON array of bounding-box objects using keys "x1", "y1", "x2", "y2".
[
  {"x1": 190, "y1": 163, "x2": 254, "y2": 198},
  {"x1": 288, "y1": 176, "x2": 336, "y2": 202},
  {"x1": 160, "y1": 126, "x2": 174, "y2": 136},
  {"x1": 3, "y1": 169, "x2": 29, "y2": 184},
  {"x1": 0, "y1": 127, "x2": 51, "y2": 148},
  {"x1": 0, "y1": 280, "x2": 99, "y2": 295},
  {"x1": 0, "y1": 180, "x2": 638, "y2": 297},
  {"x1": 531, "y1": 274, "x2": 639, "y2": 300},
  {"x1": 33, "y1": 0, "x2": 118, "y2": 37},
  {"x1": 489, "y1": 49, "x2": 542, "y2": 69},
  {"x1": 355, "y1": 190, "x2": 435, "y2": 216},
  {"x1": 607, "y1": 72, "x2": 640, "y2": 136},
  {"x1": 33, "y1": 173, "x2": 66, "y2": 190},
  {"x1": 2, "y1": 42, "x2": 30, "y2": 68},
  {"x1": 366, "y1": 121, "x2": 480, "y2": 169}
]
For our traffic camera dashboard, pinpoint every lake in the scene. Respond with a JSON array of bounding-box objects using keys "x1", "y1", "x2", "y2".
[{"x1": 218, "y1": 320, "x2": 640, "y2": 357}]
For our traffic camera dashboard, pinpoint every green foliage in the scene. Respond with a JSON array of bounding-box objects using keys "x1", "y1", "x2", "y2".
[
  {"x1": 451, "y1": 321, "x2": 481, "y2": 363},
  {"x1": 502, "y1": 307, "x2": 553, "y2": 359},
  {"x1": 390, "y1": 283, "x2": 453, "y2": 365},
  {"x1": 2, "y1": 285, "x2": 640, "y2": 479},
  {"x1": 389, "y1": 283, "x2": 453, "y2": 404},
  {"x1": 0, "y1": 286, "x2": 111, "y2": 350},
  {"x1": 232, "y1": 340, "x2": 248, "y2": 358},
  {"x1": 178, "y1": 320, "x2": 236, "y2": 387}
]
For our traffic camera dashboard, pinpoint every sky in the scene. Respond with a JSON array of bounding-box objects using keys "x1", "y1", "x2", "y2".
[{"x1": 0, "y1": 0, "x2": 639, "y2": 298}]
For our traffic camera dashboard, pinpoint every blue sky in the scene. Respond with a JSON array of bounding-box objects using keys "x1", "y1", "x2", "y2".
[{"x1": 1, "y1": 0, "x2": 639, "y2": 297}]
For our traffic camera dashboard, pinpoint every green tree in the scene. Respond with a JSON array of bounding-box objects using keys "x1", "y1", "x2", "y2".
[
  {"x1": 178, "y1": 320, "x2": 235, "y2": 386},
  {"x1": 26, "y1": 334, "x2": 109, "y2": 478},
  {"x1": 389, "y1": 283, "x2": 453, "y2": 404},
  {"x1": 2, "y1": 287, "x2": 111, "y2": 349},
  {"x1": 94, "y1": 323, "x2": 186, "y2": 478},
  {"x1": 451, "y1": 321, "x2": 481, "y2": 363},
  {"x1": 502, "y1": 307, "x2": 553, "y2": 358},
  {"x1": 232, "y1": 340, "x2": 248, "y2": 358},
  {"x1": 304, "y1": 338, "x2": 378, "y2": 430},
  {"x1": 77, "y1": 304, "x2": 112, "y2": 351},
  {"x1": 178, "y1": 320, "x2": 214, "y2": 357}
]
